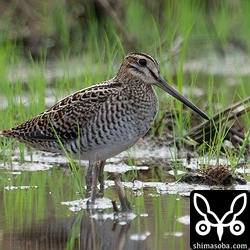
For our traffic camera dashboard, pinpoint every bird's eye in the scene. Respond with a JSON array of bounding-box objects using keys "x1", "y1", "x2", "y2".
[{"x1": 138, "y1": 59, "x2": 147, "y2": 66}]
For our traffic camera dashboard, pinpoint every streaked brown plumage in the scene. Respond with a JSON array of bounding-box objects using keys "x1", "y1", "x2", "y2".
[{"x1": 0, "y1": 52, "x2": 209, "y2": 199}]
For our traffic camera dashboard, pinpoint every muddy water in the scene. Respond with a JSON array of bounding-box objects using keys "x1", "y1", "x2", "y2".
[
  {"x1": 0, "y1": 150, "x2": 189, "y2": 250},
  {"x1": 0, "y1": 147, "x2": 249, "y2": 250}
]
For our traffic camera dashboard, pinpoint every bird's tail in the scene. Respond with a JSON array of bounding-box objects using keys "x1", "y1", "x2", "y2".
[{"x1": 0, "y1": 129, "x2": 14, "y2": 138}]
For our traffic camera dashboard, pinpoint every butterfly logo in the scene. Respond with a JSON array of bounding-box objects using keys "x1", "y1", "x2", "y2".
[{"x1": 193, "y1": 193, "x2": 247, "y2": 241}]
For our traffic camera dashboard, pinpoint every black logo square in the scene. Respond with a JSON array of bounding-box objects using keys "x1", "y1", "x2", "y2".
[{"x1": 190, "y1": 190, "x2": 250, "y2": 250}]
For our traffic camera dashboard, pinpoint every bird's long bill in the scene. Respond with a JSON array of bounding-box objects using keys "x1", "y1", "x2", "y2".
[{"x1": 157, "y1": 77, "x2": 209, "y2": 120}]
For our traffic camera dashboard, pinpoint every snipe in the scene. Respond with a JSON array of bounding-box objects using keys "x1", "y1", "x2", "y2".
[{"x1": 0, "y1": 52, "x2": 209, "y2": 201}]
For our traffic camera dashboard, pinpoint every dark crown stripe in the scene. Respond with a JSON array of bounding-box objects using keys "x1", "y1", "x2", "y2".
[{"x1": 128, "y1": 52, "x2": 158, "y2": 66}]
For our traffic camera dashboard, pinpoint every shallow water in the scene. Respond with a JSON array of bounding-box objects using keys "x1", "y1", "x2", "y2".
[
  {"x1": 0, "y1": 147, "x2": 249, "y2": 250},
  {"x1": 0, "y1": 154, "x2": 188, "y2": 250}
]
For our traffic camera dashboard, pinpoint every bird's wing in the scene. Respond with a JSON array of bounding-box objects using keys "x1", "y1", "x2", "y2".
[{"x1": 6, "y1": 81, "x2": 123, "y2": 141}]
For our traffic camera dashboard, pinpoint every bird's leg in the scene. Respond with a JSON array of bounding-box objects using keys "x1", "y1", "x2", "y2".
[
  {"x1": 113, "y1": 173, "x2": 132, "y2": 212},
  {"x1": 86, "y1": 161, "x2": 93, "y2": 196},
  {"x1": 89, "y1": 161, "x2": 98, "y2": 204},
  {"x1": 97, "y1": 160, "x2": 106, "y2": 197},
  {"x1": 87, "y1": 153, "x2": 101, "y2": 204}
]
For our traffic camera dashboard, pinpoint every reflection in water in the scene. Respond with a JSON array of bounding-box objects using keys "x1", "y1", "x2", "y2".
[
  {"x1": 2, "y1": 163, "x2": 248, "y2": 250},
  {"x1": 0, "y1": 163, "x2": 203, "y2": 250},
  {"x1": 2, "y1": 211, "x2": 149, "y2": 250}
]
